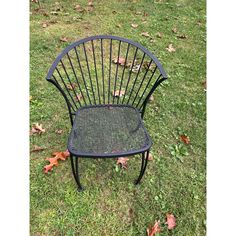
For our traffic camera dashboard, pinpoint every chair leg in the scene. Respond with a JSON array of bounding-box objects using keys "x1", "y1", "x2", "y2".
[
  {"x1": 135, "y1": 150, "x2": 149, "y2": 185},
  {"x1": 70, "y1": 154, "x2": 83, "y2": 191}
]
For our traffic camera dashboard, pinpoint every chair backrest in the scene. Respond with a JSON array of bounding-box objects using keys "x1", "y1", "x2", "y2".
[{"x1": 46, "y1": 35, "x2": 167, "y2": 122}]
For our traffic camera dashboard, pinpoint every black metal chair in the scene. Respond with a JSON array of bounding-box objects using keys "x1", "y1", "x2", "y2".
[{"x1": 46, "y1": 35, "x2": 167, "y2": 191}]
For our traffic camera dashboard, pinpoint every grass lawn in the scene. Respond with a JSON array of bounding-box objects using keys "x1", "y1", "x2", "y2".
[{"x1": 30, "y1": 0, "x2": 206, "y2": 235}]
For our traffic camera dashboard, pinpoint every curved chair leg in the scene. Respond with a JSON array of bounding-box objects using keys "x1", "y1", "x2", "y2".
[
  {"x1": 135, "y1": 150, "x2": 149, "y2": 185},
  {"x1": 70, "y1": 154, "x2": 83, "y2": 191}
]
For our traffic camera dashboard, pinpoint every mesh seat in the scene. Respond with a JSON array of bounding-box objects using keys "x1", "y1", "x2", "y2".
[{"x1": 68, "y1": 105, "x2": 152, "y2": 157}]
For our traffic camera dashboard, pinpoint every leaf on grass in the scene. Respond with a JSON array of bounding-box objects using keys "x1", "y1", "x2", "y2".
[
  {"x1": 43, "y1": 150, "x2": 70, "y2": 173},
  {"x1": 66, "y1": 83, "x2": 76, "y2": 90},
  {"x1": 141, "y1": 32, "x2": 151, "y2": 38},
  {"x1": 88, "y1": 0, "x2": 93, "y2": 7},
  {"x1": 166, "y1": 214, "x2": 176, "y2": 230},
  {"x1": 76, "y1": 93, "x2": 83, "y2": 101},
  {"x1": 172, "y1": 27, "x2": 177, "y2": 33},
  {"x1": 166, "y1": 44, "x2": 176, "y2": 52},
  {"x1": 113, "y1": 90, "x2": 125, "y2": 97},
  {"x1": 180, "y1": 135, "x2": 190, "y2": 144},
  {"x1": 117, "y1": 157, "x2": 129, "y2": 169},
  {"x1": 147, "y1": 220, "x2": 161, "y2": 236},
  {"x1": 50, "y1": 11, "x2": 59, "y2": 15},
  {"x1": 148, "y1": 95, "x2": 154, "y2": 103},
  {"x1": 112, "y1": 57, "x2": 126, "y2": 66},
  {"x1": 60, "y1": 37, "x2": 69, "y2": 42},
  {"x1": 202, "y1": 80, "x2": 206, "y2": 91},
  {"x1": 42, "y1": 23, "x2": 47, "y2": 28},
  {"x1": 31, "y1": 123, "x2": 45, "y2": 135},
  {"x1": 148, "y1": 153, "x2": 154, "y2": 161},
  {"x1": 131, "y1": 64, "x2": 141, "y2": 73},
  {"x1": 177, "y1": 34, "x2": 187, "y2": 39},
  {"x1": 55, "y1": 129, "x2": 63, "y2": 134},
  {"x1": 156, "y1": 32, "x2": 163, "y2": 38},
  {"x1": 31, "y1": 145, "x2": 45, "y2": 153},
  {"x1": 29, "y1": 95, "x2": 33, "y2": 101},
  {"x1": 75, "y1": 4, "x2": 85, "y2": 13},
  {"x1": 131, "y1": 23, "x2": 138, "y2": 28}
]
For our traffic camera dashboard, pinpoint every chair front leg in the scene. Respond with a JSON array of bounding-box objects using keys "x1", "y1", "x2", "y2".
[
  {"x1": 70, "y1": 154, "x2": 83, "y2": 191},
  {"x1": 135, "y1": 150, "x2": 149, "y2": 185}
]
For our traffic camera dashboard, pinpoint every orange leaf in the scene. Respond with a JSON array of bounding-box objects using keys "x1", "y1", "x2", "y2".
[
  {"x1": 166, "y1": 214, "x2": 176, "y2": 230},
  {"x1": 46, "y1": 157, "x2": 59, "y2": 166},
  {"x1": 148, "y1": 153, "x2": 154, "y2": 161},
  {"x1": 147, "y1": 220, "x2": 161, "y2": 236},
  {"x1": 180, "y1": 135, "x2": 190, "y2": 144},
  {"x1": 60, "y1": 37, "x2": 69, "y2": 42},
  {"x1": 44, "y1": 164, "x2": 54, "y2": 173},
  {"x1": 76, "y1": 93, "x2": 83, "y2": 101},
  {"x1": 112, "y1": 57, "x2": 126, "y2": 66},
  {"x1": 117, "y1": 157, "x2": 129, "y2": 169},
  {"x1": 88, "y1": 0, "x2": 93, "y2": 7}
]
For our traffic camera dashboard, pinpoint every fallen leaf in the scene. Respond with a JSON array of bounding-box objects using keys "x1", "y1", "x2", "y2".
[
  {"x1": 60, "y1": 37, "x2": 69, "y2": 42},
  {"x1": 66, "y1": 83, "x2": 76, "y2": 90},
  {"x1": 141, "y1": 32, "x2": 151, "y2": 38},
  {"x1": 112, "y1": 57, "x2": 126, "y2": 66},
  {"x1": 50, "y1": 11, "x2": 59, "y2": 15},
  {"x1": 75, "y1": 4, "x2": 85, "y2": 12},
  {"x1": 180, "y1": 135, "x2": 190, "y2": 144},
  {"x1": 166, "y1": 214, "x2": 176, "y2": 230},
  {"x1": 177, "y1": 34, "x2": 187, "y2": 39},
  {"x1": 143, "y1": 12, "x2": 148, "y2": 17},
  {"x1": 166, "y1": 44, "x2": 176, "y2": 52},
  {"x1": 147, "y1": 220, "x2": 161, "y2": 236},
  {"x1": 42, "y1": 23, "x2": 47, "y2": 28},
  {"x1": 88, "y1": 0, "x2": 93, "y2": 7},
  {"x1": 131, "y1": 23, "x2": 138, "y2": 28},
  {"x1": 148, "y1": 95, "x2": 154, "y2": 103},
  {"x1": 31, "y1": 145, "x2": 45, "y2": 153},
  {"x1": 31, "y1": 123, "x2": 45, "y2": 135},
  {"x1": 55, "y1": 129, "x2": 63, "y2": 134},
  {"x1": 113, "y1": 90, "x2": 125, "y2": 97},
  {"x1": 117, "y1": 157, "x2": 129, "y2": 169},
  {"x1": 148, "y1": 153, "x2": 154, "y2": 161},
  {"x1": 172, "y1": 27, "x2": 177, "y2": 33},
  {"x1": 131, "y1": 64, "x2": 141, "y2": 73},
  {"x1": 29, "y1": 95, "x2": 33, "y2": 101},
  {"x1": 76, "y1": 93, "x2": 83, "y2": 101},
  {"x1": 135, "y1": 11, "x2": 142, "y2": 15},
  {"x1": 156, "y1": 32, "x2": 163, "y2": 39},
  {"x1": 43, "y1": 150, "x2": 70, "y2": 173},
  {"x1": 44, "y1": 164, "x2": 54, "y2": 173},
  {"x1": 116, "y1": 24, "x2": 122, "y2": 28},
  {"x1": 202, "y1": 80, "x2": 206, "y2": 91}
]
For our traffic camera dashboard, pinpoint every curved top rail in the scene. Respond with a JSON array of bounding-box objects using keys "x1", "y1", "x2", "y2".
[{"x1": 45, "y1": 35, "x2": 167, "y2": 81}]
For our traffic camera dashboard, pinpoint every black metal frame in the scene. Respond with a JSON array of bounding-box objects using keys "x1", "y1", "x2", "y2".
[{"x1": 45, "y1": 35, "x2": 167, "y2": 191}]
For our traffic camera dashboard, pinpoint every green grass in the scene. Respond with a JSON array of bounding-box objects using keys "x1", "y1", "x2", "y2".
[{"x1": 30, "y1": 0, "x2": 206, "y2": 235}]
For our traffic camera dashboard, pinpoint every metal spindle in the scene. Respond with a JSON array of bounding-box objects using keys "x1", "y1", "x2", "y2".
[
  {"x1": 108, "y1": 39, "x2": 112, "y2": 104},
  {"x1": 113, "y1": 40, "x2": 121, "y2": 103},
  {"x1": 100, "y1": 39, "x2": 105, "y2": 104}
]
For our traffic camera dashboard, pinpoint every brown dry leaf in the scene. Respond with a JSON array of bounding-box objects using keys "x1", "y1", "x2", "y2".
[
  {"x1": 117, "y1": 157, "x2": 129, "y2": 169},
  {"x1": 177, "y1": 34, "x2": 187, "y2": 39},
  {"x1": 88, "y1": 0, "x2": 93, "y2": 7},
  {"x1": 50, "y1": 11, "x2": 59, "y2": 15},
  {"x1": 180, "y1": 135, "x2": 190, "y2": 144},
  {"x1": 113, "y1": 90, "x2": 125, "y2": 97},
  {"x1": 43, "y1": 150, "x2": 70, "y2": 173},
  {"x1": 44, "y1": 164, "x2": 54, "y2": 173},
  {"x1": 131, "y1": 23, "x2": 138, "y2": 28},
  {"x1": 147, "y1": 220, "x2": 161, "y2": 236},
  {"x1": 148, "y1": 95, "x2": 154, "y2": 103},
  {"x1": 141, "y1": 32, "x2": 151, "y2": 38},
  {"x1": 60, "y1": 37, "x2": 69, "y2": 42},
  {"x1": 143, "y1": 12, "x2": 148, "y2": 17},
  {"x1": 112, "y1": 57, "x2": 126, "y2": 66},
  {"x1": 172, "y1": 27, "x2": 177, "y2": 33},
  {"x1": 166, "y1": 214, "x2": 176, "y2": 230},
  {"x1": 31, "y1": 145, "x2": 45, "y2": 153},
  {"x1": 66, "y1": 83, "x2": 76, "y2": 90},
  {"x1": 55, "y1": 129, "x2": 63, "y2": 134},
  {"x1": 76, "y1": 93, "x2": 83, "y2": 101},
  {"x1": 156, "y1": 32, "x2": 163, "y2": 38},
  {"x1": 31, "y1": 123, "x2": 45, "y2": 135},
  {"x1": 75, "y1": 4, "x2": 85, "y2": 12},
  {"x1": 166, "y1": 44, "x2": 176, "y2": 52},
  {"x1": 148, "y1": 153, "x2": 154, "y2": 161},
  {"x1": 42, "y1": 23, "x2": 47, "y2": 28},
  {"x1": 116, "y1": 24, "x2": 122, "y2": 28}
]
